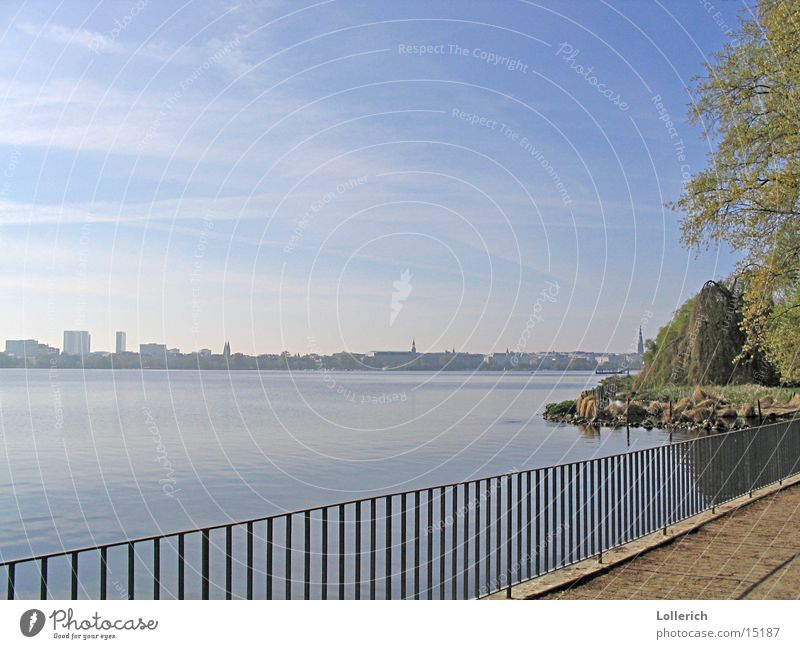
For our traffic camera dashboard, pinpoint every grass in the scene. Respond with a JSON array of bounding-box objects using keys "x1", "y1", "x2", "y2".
[{"x1": 629, "y1": 383, "x2": 800, "y2": 404}]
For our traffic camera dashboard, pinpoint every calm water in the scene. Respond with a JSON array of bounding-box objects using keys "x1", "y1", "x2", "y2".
[{"x1": 0, "y1": 369, "x2": 687, "y2": 560}]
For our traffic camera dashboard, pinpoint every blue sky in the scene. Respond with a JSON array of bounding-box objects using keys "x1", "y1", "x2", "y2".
[{"x1": 0, "y1": 0, "x2": 750, "y2": 355}]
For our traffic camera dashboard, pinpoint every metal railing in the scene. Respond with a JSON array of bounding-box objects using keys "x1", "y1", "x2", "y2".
[{"x1": 2, "y1": 419, "x2": 799, "y2": 600}]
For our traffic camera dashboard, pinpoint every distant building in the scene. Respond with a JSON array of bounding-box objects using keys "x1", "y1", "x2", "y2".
[
  {"x1": 365, "y1": 339, "x2": 419, "y2": 368},
  {"x1": 5, "y1": 339, "x2": 59, "y2": 358},
  {"x1": 199, "y1": 348, "x2": 212, "y2": 358},
  {"x1": 6, "y1": 339, "x2": 38, "y2": 357},
  {"x1": 223, "y1": 341, "x2": 231, "y2": 358},
  {"x1": 139, "y1": 343, "x2": 167, "y2": 356},
  {"x1": 488, "y1": 349, "x2": 512, "y2": 368},
  {"x1": 637, "y1": 326, "x2": 645, "y2": 356},
  {"x1": 63, "y1": 330, "x2": 91, "y2": 356},
  {"x1": 115, "y1": 331, "x2": 127, "y2": 353}
]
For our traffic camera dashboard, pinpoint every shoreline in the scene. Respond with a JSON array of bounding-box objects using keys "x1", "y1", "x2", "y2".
[{"x1": 544, "y1": 385, "x2": 800, "y2": 433}]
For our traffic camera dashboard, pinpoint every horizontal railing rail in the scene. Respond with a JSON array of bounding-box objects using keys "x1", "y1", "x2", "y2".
[{"x1": 2, "y1": 418, "x2": 798, "y2": 600}]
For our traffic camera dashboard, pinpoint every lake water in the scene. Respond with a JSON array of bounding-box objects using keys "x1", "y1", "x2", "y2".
[{"x1": 0, "y1": 369, "x2": 688, "y2": 561}]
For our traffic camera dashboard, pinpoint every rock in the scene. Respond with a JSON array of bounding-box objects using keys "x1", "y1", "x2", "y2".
[
  {"x1": 718, "y1": 406, "x2": 738, "y2": 419},
  {"x1": 626, "y1": 402, "x2": 648, "y2": 421},
  {"x1": 738, "y1": 404, "x2": 756, "y2": 418},
  {"x1": 760, "y1": 395, "x2": 774, "y2": 407},
  {"x1": 692, "y1": 406, "x2": 713, "y2": 423},
  {"x1": 692, "y1": 387, "x2": 712, "y2": 402},
  {"x1": 673, "y1": 398, "x2": 693, "y2": 416}
]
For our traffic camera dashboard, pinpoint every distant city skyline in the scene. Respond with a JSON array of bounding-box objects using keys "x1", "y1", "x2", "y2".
[
  {"x1": 4, "y1": 328, "x2": 647, "y2": 358},
  {"x1": 0, "y1": 2, "x2": 740, "y2": 356}
]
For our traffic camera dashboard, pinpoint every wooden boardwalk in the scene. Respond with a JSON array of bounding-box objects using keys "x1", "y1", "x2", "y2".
[{"x1": 540, "y1": 481, "x2": 800, "y2": 600}]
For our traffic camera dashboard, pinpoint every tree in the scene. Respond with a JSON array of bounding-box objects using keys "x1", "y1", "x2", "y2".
[
  {"x1": 763, "y1": 278, "x2": 800, "y2": 381},
  {"x1": 637, "y1": 281, "x2": 777, "y2": 387},
  {"x1": 675, "y1": 0, "x2": 800, "y2": 382}
]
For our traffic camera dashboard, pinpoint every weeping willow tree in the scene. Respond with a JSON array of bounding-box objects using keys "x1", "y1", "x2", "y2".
[
  {"x1": 639, "y1": 280, "x2": 777, "y2": 387},
  {"x1": 675, "y1": 0, "x2": 800, "y2": 384}
]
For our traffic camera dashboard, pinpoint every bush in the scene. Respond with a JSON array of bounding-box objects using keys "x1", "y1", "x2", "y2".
[{"x1": 545, "y1": 400, "x2": 576, "y2": 417}]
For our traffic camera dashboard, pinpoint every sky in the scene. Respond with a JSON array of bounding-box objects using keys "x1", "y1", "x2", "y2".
[{"x1": 0, "y1": 0, "x2": 751, "y2": 355}]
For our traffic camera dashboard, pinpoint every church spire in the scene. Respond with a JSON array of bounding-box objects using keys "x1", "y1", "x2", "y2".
[
  {"x1": 411, "y1": 338, "x2": 416, "y2": 354},
  {"x1": 637, "y1": 326, "x2": 644, "y2": 356}
]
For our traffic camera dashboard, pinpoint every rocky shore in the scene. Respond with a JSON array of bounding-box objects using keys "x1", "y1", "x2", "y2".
[{"x1": 544, "y1": 387, "x2": 800, "y2": 433}]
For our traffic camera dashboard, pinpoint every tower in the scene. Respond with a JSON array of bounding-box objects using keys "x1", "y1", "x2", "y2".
[
  {"x1": 411, "y1": 338, "x2": 416, "y2": 354},
  {"x1": 63, "y1": 330, "x2": 90, "y2": 356},
  {"x1": 637, "y1": 326, "x2": 644, "y2": 356},
  {"x1": 223, "y1": 340, "x2": 231, "y2": 357}
]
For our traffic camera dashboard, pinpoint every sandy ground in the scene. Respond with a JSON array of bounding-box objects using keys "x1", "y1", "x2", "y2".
[{"x1": 543, "y1": 482, "x2": 800, "y2": 600}]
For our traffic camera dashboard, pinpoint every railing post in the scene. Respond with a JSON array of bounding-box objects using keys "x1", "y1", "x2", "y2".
[
  {"x1": 266, "y1": 519, "x2": 274, "y2": 600},
  {"x1": 304, "y1": 512, "x2": 311, "y2": 601},
  {"x1": 338, "y1": 505, "x2": 345, "y2": 601},
  {"x1": 71, "y1": 553, "x2": 79, "y2": 600},
  {"x1": 661, "y1": 446, "x2": 672, "y2": 536},
  {"x1": 711, "y1": 436, "x2": 717, "y2": 514},
  {"x1": 246, "y1": 522, "x2": 254, "y2": 600},
  {"x1": 202, "y1": 529, "x2": 210, "y2": 600},
  {"x1": 286, "y1": 514, "x2": 294, "y2": 600},
  {"x1": 128, "y1": 534, "x2": 135, "y2": 599},
  {"x1": 99, "y1": 549, "x2": 106, "y2": 600},
  {"x1": 626, "y1": 397, "x2": 630, "y2": 432},
  {"x1": 153, "y1": 538, "x2": 161, "y2": 600},
  {"x1": 598, "y1": 458, "x2": 604, "y2": 564},
  {"x1": 176, "y1": 536, "x2": 183, "y2": 601},
  {"x1": 506, "y1": 474, "x2": 512, "y2": 599},
  {"x1": 224, "y1": 526, "x2": 232, "y2": 599},
  {"x1": 39, "y1": 558, "x2": 48, "y2": 600},
  {"x1": 747, "y1": 434, "x2": 753, "y2": 498},
  {"x1": 6, "y1": 563, "x2": 15, "y2": 600}
]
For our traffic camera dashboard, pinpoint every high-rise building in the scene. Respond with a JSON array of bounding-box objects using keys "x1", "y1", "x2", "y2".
[
  {"x1": 5, "y1": 339, "x2": 58, "y2": 358},
  {"x1": 63, "y1": 331, "x2": 91, "y2": 356},
  {"x1": 139, "y1": 343, "x2": 167, "y2": 356},
  {"x1": 6, "y1": 339, "x2": 38, "y2": 357},
  {"x1": 115, "y1": 331, "x2": 126, "y2": 353}
]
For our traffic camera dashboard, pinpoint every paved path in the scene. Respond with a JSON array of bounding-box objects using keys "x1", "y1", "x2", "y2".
[{"x1": 543, "y1": 482, "x2": 800, "y2": 600}]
